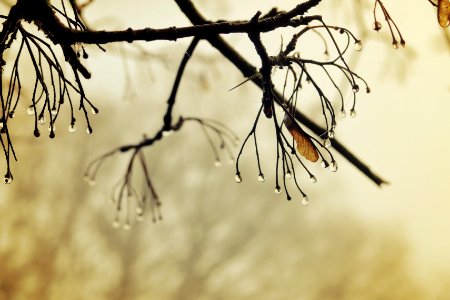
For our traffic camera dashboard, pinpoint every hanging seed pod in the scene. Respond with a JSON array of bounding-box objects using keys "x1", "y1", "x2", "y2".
[{"x1": 283, "y1": 113, "x2": 319, "y2": 162}]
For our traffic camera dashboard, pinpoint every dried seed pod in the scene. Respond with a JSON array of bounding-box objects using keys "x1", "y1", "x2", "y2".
[
  {"x1": 438, "y1": 0, "x2": 450, "y2": 27},
  {"x1": 283, "y1": 114, "x2": 319, "y2": 162}
]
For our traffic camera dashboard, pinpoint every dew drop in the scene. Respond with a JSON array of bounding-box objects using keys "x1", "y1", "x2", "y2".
[
  {"x1": 354, "y1": 40, "x2": 363, "y2": 51},
  {"x1": 91, "y1": 107, "x2": 99, "y2": 115},
  {"x1": 51, "y1": 108, "x2": 57, "y2": 116},
  {"x1": 162, "y1": 130, "x2": 174, "y2": 137},
  {"x1": 136, "y1": 214, "x2": 144, "y2": 222},
  {"x1": 0, "y1": 122, "x2": 3, "y2": 128},
  {"x1": 328, "y1": 130, "x2": 335, "y2": 139},
  {"x1": 123, "y1": 222, "x2": 131, "y2": 230},
  {"x1": 322, "y1": 50, "x2": 330, "y2": 61},
  {"x1": 340, "y1": 110, "x2": 347, "y2": 119},
  {"x1": 258, "y1": 174, "x2": 265, "y2": 182},
  {"x1": 68, "y1": 124, "x2": 77, "y2": 133},
  {"x1": 34, "y1": 128, "x2": 40, "y2": 137},
  {"x1": 309, "y1": 175, "x2": 317, "y2": 183},
  {"x1": 372, "y1": 21, "x2": 382, "y2": 31},
  {"x1": 324, "y1": 138, "x2": 332, "y2": 148},
  {"x1": 274, "y1": 187, "x2": 282, "y2": 194},
  {"x1": 366, "y1": 86, "x2": 371, "y2": 93},
  {"x1": 321, "y1": 160, "x2": 328, "y2": 168},
  {"x1": 392, "y1": 41, "x2": 399, "y2": 49},
  {"x1": 400, "y1": 40, "x2": 406, "y2": 47},
  {"x1": 26, "y1": 107, "x2": 35, "y2": 116},
  {"x1": 48, "y1": 124, "x2": 55, "y2": 132},
  {"x1": 86, "y1": 126, "x2": 93, "y2": 134},
  {"x1": 285, "y1": 172, "x2": 292, "y2": 179},
  {"x1": 112, "y1": 219, "x2": 120, "y2": 228},
  {"x1": 331, "y1": 161, "x2": 338, "y2": 172},
  {"x1": 214, "y1": 160, "x2": 222, "y2": 167},
  {"x1": 38, "y1": 116, "x2": 46, "y2": 125},
  {"x1": 3, "y1": 173, "x2": 12, "y2": 184},
  {"x1": 352, "y1": 84, "x2": 360, "y2": 93},
  {"x1": 301, "y1": 196, "x2": 310, "y2": 206},
  {"x1": 234, "y1": 173, "x2": 242, "y2": 183},
  {"x1": 82, "y1": 174, "x2": 90, "y2": 183},
  {"x1": 136, "y1": 207, "x2": 144, "y2": 215},
  {"x1": 350, "y1": 109, "x2": 357, "y2": 118},
  {"x1": 88, "y1": 178, "x2": 96, "y2": 186}
]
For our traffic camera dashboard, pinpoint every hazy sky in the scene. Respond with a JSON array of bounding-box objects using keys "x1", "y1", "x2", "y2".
[
  {"x1": 1, "y1": 1, "x2": 449, "y2": 298},
  {"x1": 81, "y1": 0, "x2": 450, "y2": 279}
]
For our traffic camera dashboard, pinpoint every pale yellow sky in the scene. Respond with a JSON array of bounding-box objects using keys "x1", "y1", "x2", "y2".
[
  {"x1": 81, "y1": 0, "x2": 450, "y2": 281},
  {"x1": 1, "y1": 1, "x2": 449, "y2": 298}
]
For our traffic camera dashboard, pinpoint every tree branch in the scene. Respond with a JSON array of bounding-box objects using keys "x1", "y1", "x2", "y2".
[{"x1": 175, "y1": 0, "x2": 387, "y2": 186}]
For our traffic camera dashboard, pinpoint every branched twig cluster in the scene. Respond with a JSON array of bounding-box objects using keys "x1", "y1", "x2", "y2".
[
  {"x1": 234, "y1": 19, "x2": 371, "y2": 204},
  {"x1": 372, "y1": 0, "x2": 406, "y2": 48},
  {"x1": 0, "y1": 0, "x2": 98, "y2": 183},
  {"x1": 0, "y1": 0, "x2": 396, "y2": 227}
]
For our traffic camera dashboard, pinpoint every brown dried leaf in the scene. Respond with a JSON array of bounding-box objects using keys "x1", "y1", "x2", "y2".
[{"x1": 283, "y1": 114, "x2": 319, "y2": 162}]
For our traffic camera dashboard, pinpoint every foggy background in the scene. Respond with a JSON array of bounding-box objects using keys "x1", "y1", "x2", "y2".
[{"x1": 1, "y1": 0, "x2": 449, "y2": 299}]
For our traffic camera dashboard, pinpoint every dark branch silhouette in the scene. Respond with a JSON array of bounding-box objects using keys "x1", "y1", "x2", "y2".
[{"x1": 0, "y1": 0, "x2": 412, "y2": 225}]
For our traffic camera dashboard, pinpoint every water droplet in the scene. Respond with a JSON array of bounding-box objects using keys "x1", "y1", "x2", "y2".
[
  {"x1": 8, "y1": 111, "x2": 15, "y2": 118},
  {"x1": 68, "y1": 124, "x2": 77, "y2": 133},
  {"x1": 372, "y1": 21, "x2": 382, "y2": 31},
  {"x1": 392, "y1": 41, "x2": 399, "y2": 49},
  {"x1": 112, "y1": 219, "x2": 120, "y2": 228},
  {"x1": 322, "y1": 50, "x2": 330, "y2": 61},
  {"x1": 258, "y1": 174, "x2": 265, "y2": 182},
  {"x1": 301, "y1": 196, "x2": 310, "y2": 206},
  {"x1": 340, "y1": 110, "x2": 346, "y2": 119},
  {"x1": 321, "y1": 160, "x2": 328, "y2": 168},
  {"x1": 86, "y1": 126, "x2": 93, "y2": 134},
  {"x1": 136, "y1": 207, "x2": 144, "y2": 215},
  {"x1": 309, "y1": 175, "x2": 317, "y2": 183},
  {"x1": 366, "y1": 86, "x2": 371, "y2": 93},
  {"x1": 331, "y1": 161, "x2": 338, "y2": 172},
  {"x1": 48, "y1": 124, "x2": 55, "y2": 132},
  {"x1": 324, "y1": 138, "x2": 332, "y2": 148},
  {"x1": 214, "y1": 160, "x2": 222, "y2": 167},
  {"x1": 274, "y1": 187, "x2": 282, "y2": 194},
  {"x1": 3, "y1": 173, "x2": 12, "y2": 184},
  {"x1": 350, "y1": 109, "x2": 357, "y2": 118},
  {"x1": 328, "y1": 130, "x2": 335, "y2": 139},
  {"x1": 162, "y1": 130, "x2": 174, "y2": 137},
  {"x1": 136, "y1": 214, "x2": 144, "y2": 222},
  {"x1": 87, "y1": 178, "x2": 96, "y2": 186},
  {"x1": 0, "y1": 122, "x2": 3, "y2": 128},
  {"x1": 123, "y1": 222, "x2": 131, "y2": 230},
  {"x1": 51, "y1": 108, "x2": 57, "y2": 116},
  {"x1": 26, "y1": 107, "x2": 35, "y2": 116},
  {"x1": 91, "y1": 107, "x2": 99, "y2": 115},
  {"x1": 38, "y1": 116, "x2": 46, "y2": 125},
  {"x1": 285, "y1": 172, "x2": 292, "y2": 179},
  {"x1": 234, "y1": 173, "x2": 242, "y2": 183},
  {"x1": 352, "y1": 84, "x2": 360, "y2": 93},
  {"x1": 400, "y1": 40, "x2": 406, "y2": 47},
  {"x1": 354, "y1": 40, "x2": 363, "y2": 51}
]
